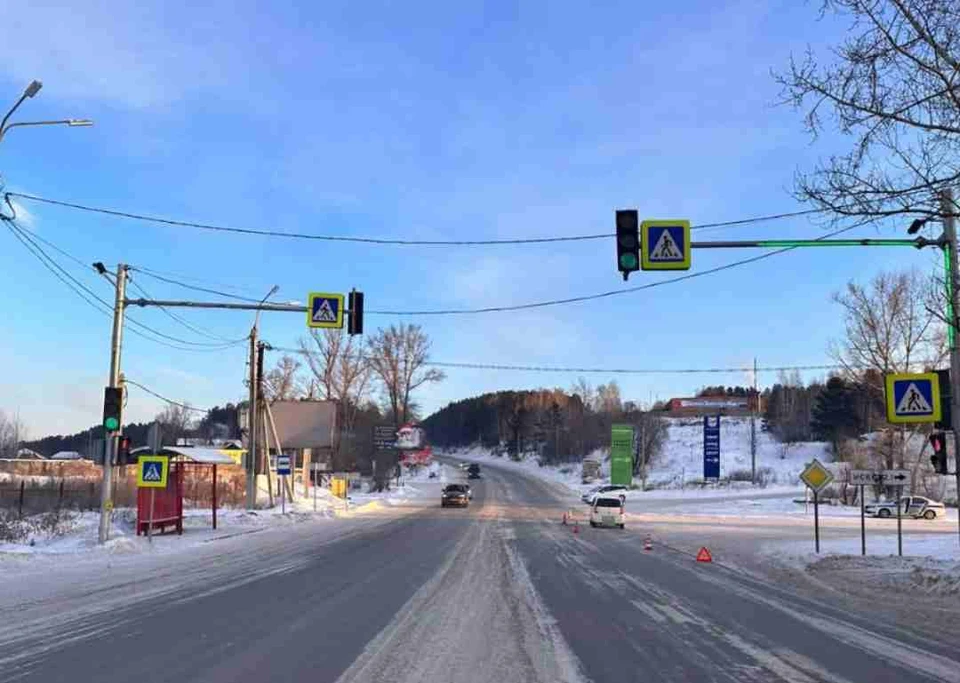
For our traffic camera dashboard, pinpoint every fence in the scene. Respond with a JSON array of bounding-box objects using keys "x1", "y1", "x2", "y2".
[{"x1": 0, "y1": 461, "x2": 248, "y2": 517}]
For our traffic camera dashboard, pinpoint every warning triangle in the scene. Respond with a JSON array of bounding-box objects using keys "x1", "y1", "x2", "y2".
[
  {"x1": 313, "y1": 299, "x2": 337, "y2": 323},
  {"x1": 895, "y1": 383, "x2": 933, "y2": 414},
  {"x1": 144, "y1": 463, "x2": 162, "y2": 481},
  {"x1": 696, "y1": 547, "x2": 712, "y2": 563},
  {"x1": 649, "y1": 229, "x2": 682, "y2": 261}
]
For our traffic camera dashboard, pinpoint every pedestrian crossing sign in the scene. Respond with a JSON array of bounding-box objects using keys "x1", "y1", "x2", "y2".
[
  {"x1": 885, "y1": 372, "x2": 941, "y2": 424},
  {"x1": 137, "y1": 455, "x2": 169, "y2": 488},
  {"x1": 641, "y1": 220, "x2": 691, "y2": 271},
  {"x1": 307, "y1": 292, "x2": 344, "y2": 329}
]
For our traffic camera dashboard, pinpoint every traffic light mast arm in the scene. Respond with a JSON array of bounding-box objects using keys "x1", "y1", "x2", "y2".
[{"x1": 691, "y1": 237, "x2": 942, "y2": 249}]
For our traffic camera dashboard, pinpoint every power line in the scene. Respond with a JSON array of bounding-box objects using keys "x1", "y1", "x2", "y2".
[
  {"x1": 130, "y1": 267, "x2": 265, "y2": 303},
  {"x1": 126, "y1": 278, "x2": 248, "y2": 343},
  {"x1": 365, "y1": 223, "x2": 865, "y2": 316},
  {"x1": 124, "y1": 379, "x2": 210, "y2": 413},
  {"x1": 7, "y1": 190, "x2": 830, "y2": 246},
  {"x1": 2, "y1": 218, "x2": 247, "y2": 352}
]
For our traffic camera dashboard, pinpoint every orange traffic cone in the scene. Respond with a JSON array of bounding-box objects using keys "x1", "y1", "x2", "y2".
[
  {"x1": 644, "y1": 536, "x2": 652, "y2": 551},
  {"x1": 696, "y1": 547, "x2": 713, "y2": 563}
]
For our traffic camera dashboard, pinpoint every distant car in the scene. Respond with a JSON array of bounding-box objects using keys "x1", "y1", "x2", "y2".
[
  {"x1": 865, "y1": 496, "x2": 945, "y2": 520},
  {"x1": 441, "y1": 484, "x2": 470, "y2": 508},
  {"x1": 590, "y1": 495, "x2": 626, "y2": 529},
  {"x1": 582, "y1": 485, "x2": 628, "y2": 505},
  {"x1": 467, "y1": 463, "x2": 481, "y2": 479}
]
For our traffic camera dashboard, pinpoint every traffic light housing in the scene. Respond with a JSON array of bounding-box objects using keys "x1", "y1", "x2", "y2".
[
  {"x1": 102, "y1": 386, "x2": 122, "y2": 433},
  {"x1": 929, "y1": 431, "x2": 948, "y2": 474},
  {"x1": 348, "y1": 290, "x2": 364, "y2": 336},
  {"x1": 615, "y1": 210, "x2": 640, "y2": 281},
  {"x1": 117, "y1": 436, "x2": 132, "y2": 466}
]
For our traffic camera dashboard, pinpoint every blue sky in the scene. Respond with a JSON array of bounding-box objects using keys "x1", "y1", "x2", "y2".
[{"x1": 0, "y1": 1, "x2": 941, "y2": 436}]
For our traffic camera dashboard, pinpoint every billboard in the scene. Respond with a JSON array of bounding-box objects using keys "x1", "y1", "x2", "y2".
[
  {"x1": 396, "y1": 424, "x2": 424, "y2": 450},
  {"x1": 610, "y1": 424, "x2": 634, "y2": 486},
  {"x1": 269, "y1": 400, "x2": 337, "y2": 449}
]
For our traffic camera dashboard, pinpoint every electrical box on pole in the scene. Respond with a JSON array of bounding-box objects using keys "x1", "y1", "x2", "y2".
[{"x1": 615, "y1": 210, "x2": 640, "y2": 281}]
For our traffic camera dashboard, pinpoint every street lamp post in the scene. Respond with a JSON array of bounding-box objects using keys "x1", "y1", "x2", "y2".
[{"x1": 0, "y1": 80, "x2": 93, "y2": 143}]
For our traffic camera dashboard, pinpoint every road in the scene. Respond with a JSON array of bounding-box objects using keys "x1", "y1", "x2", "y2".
[{"x1": 2, "y1": 461, "x2": 959, "y2": 683}]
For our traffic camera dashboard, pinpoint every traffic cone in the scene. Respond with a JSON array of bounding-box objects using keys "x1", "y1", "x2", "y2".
[
  {"x1": 696, "y1": 547, "x2": 713, "y2": 563},
  {"x1": 573, "y1": 520, "x2": 579, "y2": 535},
  {"x1": 644, "y1": 536, "x2": 652, "y2": 551}
]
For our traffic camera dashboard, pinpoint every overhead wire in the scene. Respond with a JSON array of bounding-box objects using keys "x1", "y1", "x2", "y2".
[
  {"x1": 130, "y1": 267, "x2": 265, "y2": 303},
  {"x1": 124, "y1": 379, "x2": 210, "y2": 413},
  {"x1": 1, "y1": 217, "x2": 247, "y2": 352},
  {"x1": 7, "y1": 190, "x2": 833, "y2": 245},
  {"x1": 126, "y1": 278, "x2": 249, "y2": 343}
]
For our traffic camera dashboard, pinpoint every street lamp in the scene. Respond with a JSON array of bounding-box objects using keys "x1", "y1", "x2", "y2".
[
  {"x1": 254, "y1": 285, "x2": 280, "y2": 331},
  {"x1": 0, "y1": 80, "x2": 94, "y2": 143}
]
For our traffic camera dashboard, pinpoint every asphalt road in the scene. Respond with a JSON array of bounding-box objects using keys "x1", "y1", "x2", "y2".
[{"x1": 2, "y1": 462, "x2": 959, "y2": 683}]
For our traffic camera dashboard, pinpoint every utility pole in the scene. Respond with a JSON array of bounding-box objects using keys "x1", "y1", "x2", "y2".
[
  {"x1": 640, "y1": 416, "x2": 647, "y2": 491},
  {"x1": 751, "y1": 357, "x2": 758, "y2": 484},
  {"x1": 246, "y1": 328, "x2": 258, "y2": 509},
  {"x1": 941, "y1": 188, "x2": 960, "y2": 547},
  {"x1": 98, "y1": 263, "x2": 127, "y2": 544}
]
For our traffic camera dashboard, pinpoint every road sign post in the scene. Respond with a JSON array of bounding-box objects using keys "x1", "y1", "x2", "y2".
[
  {"x1": 860, "y1": 484, "x2": 865, "y2": 556},
  {"x1": 800, "y1": 459, "x2": 834, "y2": 554},
  {"x1": 851, "y1": 469, "x2": 912, "y2": 556},
  {"x1": 137, "y1": 455, "x2": 169, "y2": 544},
  {"x1": 897, "y1": 486, "x2": 903, "y2": 557},
  {"x1": 277, "y1": 454, "x2": 291, "y2": 515}
]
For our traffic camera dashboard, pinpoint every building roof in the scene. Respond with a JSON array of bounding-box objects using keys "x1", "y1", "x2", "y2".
[{"x1": 130, "y1": 446, "x2": 238, "y2": 464}]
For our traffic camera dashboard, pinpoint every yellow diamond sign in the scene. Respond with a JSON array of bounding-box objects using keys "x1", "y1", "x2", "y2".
[{"x1": 800, "y1": 458, "x2": 834, "y2": 494}]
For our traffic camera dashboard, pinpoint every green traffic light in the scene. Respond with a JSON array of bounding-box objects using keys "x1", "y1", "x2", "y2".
[
  {"x1": 619, "y1": 253, "x2": 638, "y2": 270},
  {"x1": 104, "y1": 417, "x2": 119, "y2": 432}
]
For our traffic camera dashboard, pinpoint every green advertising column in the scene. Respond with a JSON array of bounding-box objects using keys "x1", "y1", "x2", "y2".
[{"x1": 610, "y1": 424, "x2": 635, "y2": 486}]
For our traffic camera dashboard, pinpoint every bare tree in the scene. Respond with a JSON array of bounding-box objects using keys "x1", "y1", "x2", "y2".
[
  {"x1": 0, "y1": 409, "x2": 26, "y2": 458},
  {"x1": 366, "y1": 323, "x2": 445, "y2": 428},
  {"x1": 594, "y1": 381, "x2": 623, "y2": 414},
  {"x1": 262, "y1": 354, "x2": 305, "y2": 402},
  {"x1": 156, "y1": 403, "x2": 196, "y2": 443},
  {"x1": 777, "y1": 0, "x2": 960, "y2": 223}
]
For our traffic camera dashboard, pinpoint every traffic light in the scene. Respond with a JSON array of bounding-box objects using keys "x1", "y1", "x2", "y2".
[
  {"x1": 348, "y1": 289, "x2": 364, "y2": 336},
  {"x1": 117, "y1": 436, "x2": 132, "y2": 466},
  {"x1": 615, "y1": 210, "x2": 640, "y2": 281},
  {"x1": 102, "y1": 386, "x2": 122, "y2": 433},
  {"x1": 929, "y1": 431, "x2": 948, "y2": 474}
]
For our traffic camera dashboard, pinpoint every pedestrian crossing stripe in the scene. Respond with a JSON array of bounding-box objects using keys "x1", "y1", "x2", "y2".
[
  {"x1": 641, "y1": 220, "x2": 691, "y2": 271},
  {"x1": 306, "y1": 293, "x2": 344, "y2": 329},
  {"x1": 137, "y1": 455, "x2": 169, "y2": 488},
  {"x1": 885, "y1": 372, "x2": 941, "y2": 424}
]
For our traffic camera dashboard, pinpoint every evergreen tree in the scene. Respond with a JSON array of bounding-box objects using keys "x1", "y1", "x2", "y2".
[{"x1": 810, "y1": 376, "x2": 862, "y2": 457}]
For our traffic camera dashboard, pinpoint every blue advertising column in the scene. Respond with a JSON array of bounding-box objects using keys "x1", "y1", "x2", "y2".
[{"x1": 703, "y1": 416, "x2": 721, "y2": 480}]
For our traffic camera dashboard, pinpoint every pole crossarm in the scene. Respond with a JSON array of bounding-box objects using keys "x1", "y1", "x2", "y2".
[{"x1": 692, "y1": 237, "x2": 943, "y2": 249}]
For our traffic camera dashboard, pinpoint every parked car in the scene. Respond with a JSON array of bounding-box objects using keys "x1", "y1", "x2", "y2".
[
  {"x1": 582, "y1": 485, "x2": 628, "y2": 505},
  {"x1": 441, "y1": 484, "x2": 470, "y2": 508},
  {"x1": 590, "y1": 495, "x2": 626, "y2": 529},
  {"x1": 864, "y1": 496, "x2": 945, "y2": 520}
]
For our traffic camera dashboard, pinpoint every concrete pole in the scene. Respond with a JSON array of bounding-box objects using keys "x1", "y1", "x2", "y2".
[
  {"x1": 941, "y1": 188, "x2": 960, "y2": 547},
  {"x1": 751, "y1": 357, "x2": 758, "y2": 484},
  {"x1": 98, "y1": 263, "x2": 127, "y2": 544},
  {"x1": 246, "y1": 328, "x2": 258, "y2": 509}
]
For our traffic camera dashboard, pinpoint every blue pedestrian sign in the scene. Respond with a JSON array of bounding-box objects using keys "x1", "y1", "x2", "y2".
[
  {"x1": 703, "y1": 415, "x2": 720, "y2": 480},
  {"x1": 307, "y1": 292, "x2": 344, "y2": 329},
  {"x1": 276, "y1": 454, "x2": 292, "y2": 476},
  {"x1": 137, "y1": 455, "x2": 169, "y2": 488},
  {"x1": 885, "y1": 372, "x2": 941, "y2": 424},
  {"x1": 641, "y1": 220, "x2": 691, "y2": 271}
]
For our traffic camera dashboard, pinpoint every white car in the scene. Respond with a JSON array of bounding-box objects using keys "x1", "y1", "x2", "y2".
[
  {"x1": 582, "y1": 485, "x2": 628, "y2": 505},
  {"x1": 589, "y1": 495, "x2": 626, "y2": 529},
  {"x1": 864, "y1": 496, "x2": 945, "y2": 520}
]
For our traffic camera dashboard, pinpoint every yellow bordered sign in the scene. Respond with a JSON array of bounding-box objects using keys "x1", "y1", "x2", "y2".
[
  {"x1": 800, "y1": 458, "x2": 833, "y2": 494},
  {"x1": 885, "y1": 372, "x2": 941, "y2": 424},
  {"x1": 307, "y1": 292, "x2": 345, "y2": 329},
  {"x1": 137, "y1": 455, "x2": 169, "y2": 488},
  {"x1": 641, "y1": 220, "x2": 691, "y2": 271}
]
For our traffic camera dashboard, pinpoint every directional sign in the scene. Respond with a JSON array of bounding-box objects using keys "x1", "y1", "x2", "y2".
[
  {"x1": 373, "y1": 425, "x2": 397, "y2": 450},
  {"x1": 641, "y1": 220, "x2": 691, "y2": 271},
  {"x1": 276, "y1": 454, "x2": 292, "y2": 476},
  {"x1": 800, "y1": 458, "x2": 833, "y2": 494},
  {"x1": 851, "y1": 469, "x2": 911, "y2": 487},
  {"x1": 137, "y1": 455, "x2": 169, "y2": 488},
  {"x1": 307, "y1": 292, "x2": 345, "y2": 329},
  {"x1": 885, "y1": 372, "x2": 941, "y2": 424}
]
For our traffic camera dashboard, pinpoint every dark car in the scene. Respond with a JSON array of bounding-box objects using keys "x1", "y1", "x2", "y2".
[
  {"x1": 441, "y1": 484, "x2": 470, "y2": 508},
  {"x1": 467, "y1": 463, "x2": 481, "y2": 479}
]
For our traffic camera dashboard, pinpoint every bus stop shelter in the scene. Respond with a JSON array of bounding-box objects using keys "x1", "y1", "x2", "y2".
[{"x1": 131, "y1": 446, "x2": 239, "y2": 535}]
